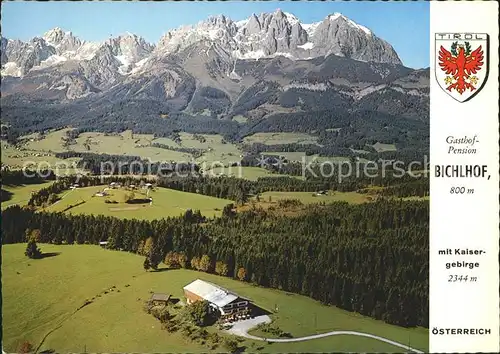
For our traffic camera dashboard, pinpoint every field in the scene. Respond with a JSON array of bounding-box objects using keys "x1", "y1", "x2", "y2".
[
  {"x1": 16, "y1": 129, "x2": 243, "y2": 166},
  {"x1": 43, "y1": 186, "x2": 232, "y2": 220},
  {"x1": 262, "y1": 152, "x2": 371, "y2": 165},
  {"x1": 205, "y1": 166, "x2": 303, "y2": 181},
  {"x1": 243, "y1": 132, "x2": 319, "y2": 146},
  {"x1": 1, "y1": 142, "x2": 81, "y2": 171},
  {"x1": 1, "y1": 182, "x2": 54, "y2": 210},
  {"x1": 5, "y1": 129, "x2": 380, "y2": 175},
  {"x1": 1, "y1": 244, "x2": 428, "y2": 353},
  {"x1": 232, "y1": 115, "x2": 248, "y2": 123},
  {"x1": 256, "y1": 191, "x2": 373, "y2": 205},
  {"x1": 371, "y1": 142, "x2": 398, "y2": 153}
]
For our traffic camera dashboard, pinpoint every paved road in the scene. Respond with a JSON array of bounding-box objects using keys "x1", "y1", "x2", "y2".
[{"x1": 226, "y1": 316, "x2": 424, "y2": 353}]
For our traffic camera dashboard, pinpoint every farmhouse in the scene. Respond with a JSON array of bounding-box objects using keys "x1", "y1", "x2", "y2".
[{"x1": 183, "y1": 279, "x2": 251, "y2": 321}]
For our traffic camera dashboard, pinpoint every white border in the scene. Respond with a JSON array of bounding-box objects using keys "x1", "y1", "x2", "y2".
[{"x1": 430, "y1": 1, "x2": 499, "y2": 352}]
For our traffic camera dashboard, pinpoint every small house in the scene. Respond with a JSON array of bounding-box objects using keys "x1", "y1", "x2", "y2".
[{"x1": 149, "y1": 293, "x2": 171, "y2": 306}]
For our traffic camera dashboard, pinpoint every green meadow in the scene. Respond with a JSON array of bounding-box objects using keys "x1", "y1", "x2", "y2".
[
  {"x1": 243, "y1": 132, "x2": 319, "y2": 146},
  {"x1": 1, "y1": 182, "x2": 54, "y2": 210},
  {"x1": 205, "y1": 166, "x2": 304, "y2": 181},
  {"x1": 43, "y1": 186, "x2": 233, "y2": 220},
  {"x1": 2, "y1": 244, "x2": 428, "y2": 353},
  {"x1": 17, "y1": 129, "x2": 243, "y2": 166},
  {"x1": 257, "y1": 191, "x2": 373, "y2": 205}
]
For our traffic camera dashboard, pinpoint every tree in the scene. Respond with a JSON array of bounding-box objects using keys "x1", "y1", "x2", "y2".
[
  {"x1": 18, "y1": 341, "x2": 33, "y2": 354},
  {"x1": 143, "y1": 257, "x2": 151, "y2": 271},
  {"x1": 48, "y1": 193, "x2": 59, "y2": 204},
  {"x1": 184, "y1": 300, "x2": 214, "y2": 326},
  {"x1": 199, "y1": 255, "x2": 212, "y2": 272},
  {"x1": 148, "y1": 246, "x2": 162, "y2": 271},
  {"x1": 123, "y1": 191, "x2": 135, "y2": 203},
  {"x1": 164, "y1": 251, "x2": 188, "y2": 269},
  {"x1": 237, "y1": 267, "x2": 247, "y2": 281},
  {"x1": 222, "y1": 204, "x2": 235, "y2": 218},
  {"x1": 223, "y1": 338, "x2": 239, "y2": 353},
  {"x1": 30, "y1": 229, "x2": 42, "y2": 242},
  {"x1": 178, "y1": 252, "x2": 188, "y2": 268},
  {"x1": 24, "y1": 228, "x2": 32, "y2": 242},
  {"x1": 137, "y1": 239, "x2": 145, "y2": 255},
  {"x1": 164, "y1": 251, "x2": 178, "y2": 268},
  {"x1": 215, "y1": 261, "x2": 229, "y2": 276},
  {"x1": 143, "y1": 237, "x2": 154, "y2": 256},
  {"x1": 191, "y1": 256, "x2": 201, "y2": 270},
  {"x1": 25, "y1": 236, "x2": 42, "y2": 259}
]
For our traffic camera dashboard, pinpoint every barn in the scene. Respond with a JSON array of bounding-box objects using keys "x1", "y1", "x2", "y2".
[{"x1": 183, "y1": 279, "x2": 251, "y2": 321}]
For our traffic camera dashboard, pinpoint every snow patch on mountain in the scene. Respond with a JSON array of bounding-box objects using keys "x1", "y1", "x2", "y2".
[
  {"x1": 130, "y1": 58, "x2": 149, "y2": 75},
  {"x1": 283, "y1": 12, "x2": 300, "y2": 26},
  {"x1": 235, "y1": 19, "x2": 249, "y2": 28},
  {"x1": 1, "y1": 62, "x2": 22, "y2": 77},
  {"x1": 115, "y1": 55, "x2": 132, "y2": 74},
  {"x1": 234, "y1": 49, "x2": 266, "y2": 60},
  {"x1": 298, "y1": 42, "x2": 314, "y2": 50},
  {"x1": 346, "y1": 19, "x2": 371, "y2": 35},
  {"x1": 302, "y1": 22, "x2": 321, "y2": 36},
  {"x1": 37, "y1": 54, "x2": 68, "y2": 68}
]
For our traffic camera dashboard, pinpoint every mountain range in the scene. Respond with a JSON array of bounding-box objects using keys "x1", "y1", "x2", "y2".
[{"x1": 0, "y1": 10, "x2": 429, "y2": 155}]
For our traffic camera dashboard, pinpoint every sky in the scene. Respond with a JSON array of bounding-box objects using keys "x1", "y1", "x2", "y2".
[{"x1": 1, "y1": 1, "x2": 430, "y2": 69}]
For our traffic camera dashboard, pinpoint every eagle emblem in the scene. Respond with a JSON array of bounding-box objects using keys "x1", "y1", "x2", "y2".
[{"x1": 435, "y1": 33, "x2": 489, "y2": 102}]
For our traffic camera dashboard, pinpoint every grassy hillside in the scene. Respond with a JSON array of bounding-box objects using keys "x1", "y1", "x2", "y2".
[
  {"x1": 257, "y1": 191, "x2": 373, "y2": 205},
  {"x1": 205, "y1": 166, "x2": 304, "y2": 181},
  {"x1": 43, "y1": 186, "x2": 232, "y2": 219},
  {"x1": 2, "y1": 244, "x2": 428, "y2": 353},
  {"x1": 16, "y1": 129, "x2": 243, "y2": 166},
  {"x1": 1, "y1": 182, "x2": 54, "y2": 210},
  {"x1": 243, "y1": 132, "x2": 319, "y2": 146}
]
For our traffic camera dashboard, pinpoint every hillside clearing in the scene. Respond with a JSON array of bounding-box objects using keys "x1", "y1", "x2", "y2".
[
  {"x1": 1, "y1": 182, "x2": 54, "y2": 210},
  {"x1": 204, "y1": 166, "x2": 303, "y2": 181},
  {"x1": 18, "y1": 129, "x2": 243, "y2": 166},
  {"x1": 256, "y1": 191, "x2": 372, "y2": 205},
  {"x1": 243, "y1": 132, "x2": 319, "y2": 146},
  {"x1": 43, "y1": 186, "x2": 232, "y2": 219}
]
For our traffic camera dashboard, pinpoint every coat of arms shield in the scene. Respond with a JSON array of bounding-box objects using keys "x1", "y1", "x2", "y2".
[{"x1": 435, "y1": 33, "x2": 489, "y2": 102}]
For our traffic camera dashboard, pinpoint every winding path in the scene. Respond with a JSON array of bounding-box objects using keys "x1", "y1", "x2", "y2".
[{"x1": 226, "y1": 316, "x2": 424, "y2": 353}]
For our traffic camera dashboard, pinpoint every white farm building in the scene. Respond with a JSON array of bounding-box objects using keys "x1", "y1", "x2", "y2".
[{"x1": 183, "y1": 279, "x2": 251, "y2": 321}]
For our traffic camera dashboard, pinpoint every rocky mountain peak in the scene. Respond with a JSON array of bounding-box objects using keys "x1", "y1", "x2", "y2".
[
  {"x1": 2, "y1": 10, "x2": 403, "y2": 82},
  {"x1": 42, "y1": 27, "x2": 65, "y2": 45}
]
